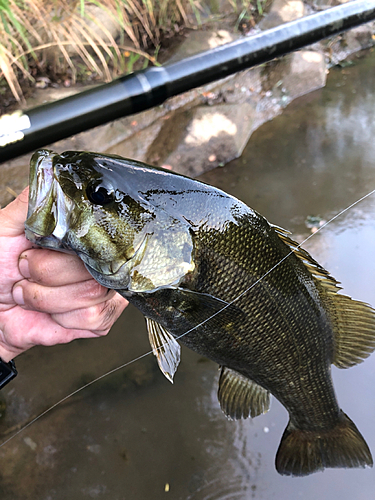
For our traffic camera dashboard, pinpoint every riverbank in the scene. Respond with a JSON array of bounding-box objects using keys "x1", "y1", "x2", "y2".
[{"x1": 0, "y1": 0, "x2": 374, "y2": 207}]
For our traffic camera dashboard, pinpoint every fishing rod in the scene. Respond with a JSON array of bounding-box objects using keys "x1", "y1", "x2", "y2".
[{"x1": 0, "y1": 0, "x2": 374, "y2": 163}]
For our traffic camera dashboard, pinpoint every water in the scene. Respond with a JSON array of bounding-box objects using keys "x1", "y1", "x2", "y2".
[{"x1": 1, "y1": 49, "x2": 375, "y2": 498}]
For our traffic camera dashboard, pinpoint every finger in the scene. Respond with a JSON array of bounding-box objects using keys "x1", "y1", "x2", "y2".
[
  {"x1": 51, "y1": 293, "x2": 128, "y2": 333},
  {"x1": 1, "y1": 306, "x2": 111, "y2": 351},
  {"x1": 13, "y1": 278, "x2": 115, "y2": 313},
  {"x1": 19, "y1": 248, "x2": 92, "y2": 285},
  {"x1": 0, "y1": 187, "x2": 29, "y2": 236}
]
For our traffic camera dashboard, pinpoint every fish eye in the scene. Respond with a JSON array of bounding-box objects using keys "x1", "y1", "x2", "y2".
[{"x1": 86, "y1": 183, "x2": 115, "y2": 206}]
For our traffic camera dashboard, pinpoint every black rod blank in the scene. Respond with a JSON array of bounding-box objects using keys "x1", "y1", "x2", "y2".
[{"x1": 1, "y1": 0, "x2": 374, "y2": 163}]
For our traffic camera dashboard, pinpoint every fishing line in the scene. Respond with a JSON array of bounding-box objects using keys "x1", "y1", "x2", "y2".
[
  {"x1": 172, "y1": 187, "x2": 375, "y2": 343},
  {"x1": 1, "y1": 187, "x2": 375, "y2": 449},
  {"x1": 0, "y1": 350, "x2": 153, "y2": 448}
]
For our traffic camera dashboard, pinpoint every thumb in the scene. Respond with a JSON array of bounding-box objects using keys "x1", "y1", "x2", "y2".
[{"x1": 0, "y1": 187, "x2": 29, "y2": 236}]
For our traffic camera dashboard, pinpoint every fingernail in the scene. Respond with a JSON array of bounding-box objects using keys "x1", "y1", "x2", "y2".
[
  {"x1": 19, "y1": 254, "x2": 31, "y2": 278},
  {"x1": 13, "y1": 285, "x2": 25, "y2": 306}
]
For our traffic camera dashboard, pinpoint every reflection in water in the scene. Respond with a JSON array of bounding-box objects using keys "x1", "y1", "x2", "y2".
[
  {"x1": 1, "y1": 50, "x2": 375, "y2": 499},
  {"x1": 199, "y1": 49, "x2": 375, "y2": 499}
]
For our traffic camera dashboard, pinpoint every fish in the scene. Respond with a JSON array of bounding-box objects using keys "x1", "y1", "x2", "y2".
[{"x1": 24, "y1": 148, "x2": 375, "y2": 477}]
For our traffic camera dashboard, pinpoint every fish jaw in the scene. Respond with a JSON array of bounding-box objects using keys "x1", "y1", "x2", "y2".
[
  {"x1": 81, "y1": 228, "x2": 195, "y2": 292},
  {"x1": 25, "y1": 149, "x2": 75, "y2": 252},
  {"x1": 27, "y1": 149, "x2": 55, "y2": 220},
  {"x1": 78, "y1": 236, "x2": 150, "y2": 290}
]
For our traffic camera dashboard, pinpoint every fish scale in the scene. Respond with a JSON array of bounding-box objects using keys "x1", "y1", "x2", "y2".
[{"x1": 25, "y1": 149, "x2": 375, "y2": 476}]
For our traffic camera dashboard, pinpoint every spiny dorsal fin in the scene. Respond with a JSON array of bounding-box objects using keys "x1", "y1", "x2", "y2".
[
  {"x1": 218, "y1": 367, "x2": 271, "y2": 420},
  {"x1": 145, "y1": 318, "x2": 181, "y2": 383},
  {"x1": 273, "y1": 225, "x2": 375, "y2": 368},
  {"x1": 273, "y1": 225, "x2": 340, "y2": 287}
]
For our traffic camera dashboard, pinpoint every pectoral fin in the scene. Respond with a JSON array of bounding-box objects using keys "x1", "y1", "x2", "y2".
[
  {"x1": 218, "y1": 367, "x2": 271, "y2": 420},
  {"x1": 146, "y1": 318, "x2": 181, "y2": 383}
]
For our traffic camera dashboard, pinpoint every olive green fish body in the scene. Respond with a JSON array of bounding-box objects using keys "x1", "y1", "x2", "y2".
[
  {"x1": 25, "y1": 150, "x2": 375, "y2": 476},
  {"x1": 127, "y1": 212, "x2": 339, "y2": 431}
]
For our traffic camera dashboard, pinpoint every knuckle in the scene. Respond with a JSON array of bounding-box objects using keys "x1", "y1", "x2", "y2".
[
  {"x1": 100, "y1": 300, "x2": 119, "y2": 330},
  {"x1": 84, "y1": 298, "x2": 119, "y2": 332},
  {"x1": 82, "y1": 280, "x2": 110, "y2": 301}
]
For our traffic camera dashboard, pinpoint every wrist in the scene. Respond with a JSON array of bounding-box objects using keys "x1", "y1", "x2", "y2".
[{"x1": 0, "y1": 342, "x2": 21, "y2": 363}]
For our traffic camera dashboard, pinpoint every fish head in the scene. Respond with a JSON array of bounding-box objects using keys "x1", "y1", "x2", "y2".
[{"x1": 25, "y1": 150, "x2": 195, "y2": 292}]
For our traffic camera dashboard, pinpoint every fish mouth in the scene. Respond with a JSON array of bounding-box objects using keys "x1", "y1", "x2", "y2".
[
  {"x1": 25, "y1": 150, "x2": 74, "y2": 251},
  {"x1": 82, "y1": 259, "x2": 131, "y2": 290},
  {"x1": 80, "y1": 234, "x2": 149, "y2": 290}
]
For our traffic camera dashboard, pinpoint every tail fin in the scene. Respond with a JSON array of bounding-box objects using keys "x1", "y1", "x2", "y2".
[{"x1": 276, "y1": 412, "x2": 373, "y2": 476}]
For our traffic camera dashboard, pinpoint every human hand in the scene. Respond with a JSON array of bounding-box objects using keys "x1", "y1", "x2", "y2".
[{"x1": 0, "y1": 187, "x2": 128, "y2": 362}]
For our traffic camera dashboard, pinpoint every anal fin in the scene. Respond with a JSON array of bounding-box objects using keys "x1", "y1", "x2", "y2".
[
  {"x1": 145, "y1": 318, "x2": 181, "y2": 383},
  {"x1": 218, "y1": 367, "x2": 271, "y2": 420}
]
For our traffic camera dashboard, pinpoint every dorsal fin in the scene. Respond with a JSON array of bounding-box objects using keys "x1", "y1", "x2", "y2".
[
  {"x1": 145, "y1": 318, "x2": 181, "y2": 383},
  {"x1": 273, "y1": 225, "x2": 339, "y2": 286},
  {"x1": 325, "y1": 293, "x2": 375, "y2": 368},
  {"x1": 273, "y1": 225, "x2": 375, "y2": 368},
  {"x1": 218, "y1": 367, "x2": 271, "y2": 420}
]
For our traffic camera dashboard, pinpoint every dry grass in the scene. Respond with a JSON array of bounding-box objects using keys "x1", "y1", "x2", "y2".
[{"x1": 0, "y1": 0, "x2": 263, "y2": 103}]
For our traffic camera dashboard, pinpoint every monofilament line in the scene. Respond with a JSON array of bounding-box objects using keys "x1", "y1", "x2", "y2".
[
  {"x1": 172, "y1": 188, "x2": 375, "y2": 343},
  {"x1": 1, "y1": 187, "x2": 375, "y2": 449},
  {"x1": 0, "y1": 350, "x2": 152, "y2": 448}
]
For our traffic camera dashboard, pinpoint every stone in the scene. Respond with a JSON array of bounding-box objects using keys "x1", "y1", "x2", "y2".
[
  {"x1": 328, "y1": 24, "x2": 375, "y2": 65},
  {"x1": 264, "y1": 50, "x2": 327, "y2": 100},
  {"x1": 105, "y1": 120, "x2": 164, "y2": 160},
  {"x1": 305, "y1": 0, "x2": 349, "y2": 7},
  {"x1": 167, "y1": 28, "x2": 241, "y2": 64},
  {"x1": 1, "y1": 0, "x2": 375, "y2": 208},
  {"x1": 163, "y1": 102, "x2": 257, "y2": 177},
  {"x1": 259, "y1": 0, "x2": 305, "y2": 30},
  {"x1": 0, "y1": 156, "x2": 30, "y2": 207}
]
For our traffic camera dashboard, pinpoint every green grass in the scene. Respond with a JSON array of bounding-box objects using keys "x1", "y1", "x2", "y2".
[{"x1": 0, "y1": 0, "x2": 265, "y2": 103}]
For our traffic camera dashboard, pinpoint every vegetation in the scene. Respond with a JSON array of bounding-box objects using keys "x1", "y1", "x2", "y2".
[{"x1": 0, "y1": 0, "x2": 266, "y2": 104}]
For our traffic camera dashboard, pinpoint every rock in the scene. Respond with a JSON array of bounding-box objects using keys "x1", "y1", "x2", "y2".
[
  {"x1": 0, "y1": 157, "x2": 30, "y2": 207},
  {"x1": 328, "y1": 24, "x2": 375, "y2": 65},
  {"x1": 1, "y1": 0, "x2": 375, "y2": 208},
  {"x1": 307, "y1": 0, "x2": 351, "y2": 8},
  {"x1": 264, "y1": 50, "x2": 327, "y2": 100},
  {"x1": 260, "y1": 0, "x2": 305, "y2": 30},
  {"x1": 167, "y1": 28, "x2": 241, "y2": 64},
  {"x1": 105, "y1": 119, "x2": 164, "y2": 160},
  {"x1": 163, "y1": 102, "x2": 258, "y2": 177}
]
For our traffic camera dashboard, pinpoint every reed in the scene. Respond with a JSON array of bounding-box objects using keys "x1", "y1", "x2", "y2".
[{"x1": 0, "y1": 1, "x2": 263, "y2": 103}]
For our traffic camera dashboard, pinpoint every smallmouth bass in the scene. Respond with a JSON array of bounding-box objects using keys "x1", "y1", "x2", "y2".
[{"x1": 25, "y1": 149, "x2": 375, "y2": 476}]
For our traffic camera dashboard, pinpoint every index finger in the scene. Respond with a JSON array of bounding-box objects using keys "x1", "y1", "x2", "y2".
[{"x1": 19, "y1": 248, "x2": 93, "y2": 286}]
